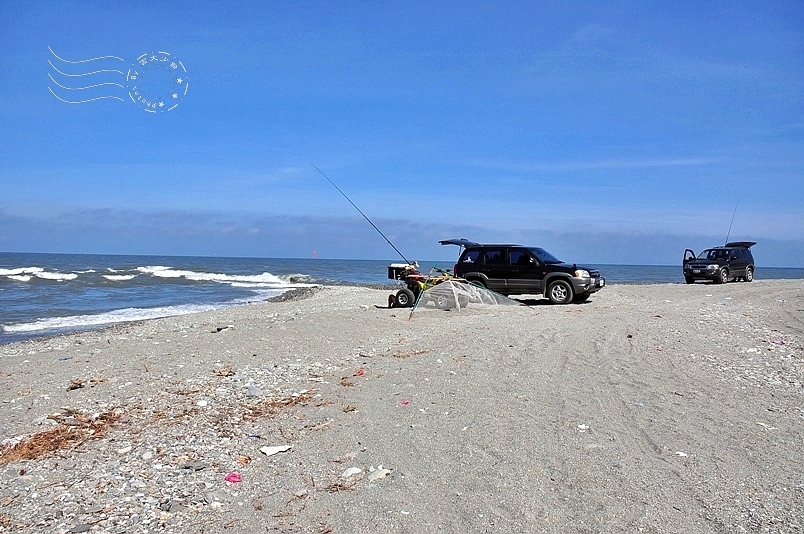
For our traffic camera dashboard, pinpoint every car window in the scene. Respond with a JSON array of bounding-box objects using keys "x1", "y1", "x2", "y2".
[
  {"x1": 460, "y1": 250, "x2": 480, "y2": 263},
  {"x1": 510, "y1": 249, "x2": 530, "y2": 265},
  {"x1": 483, "y1": 249, "x2": 505, "y2": 265},
  {"x1": 527, "y1": 247, "x2": 561, "y2": 264},
  {"x1": 699, "y1": 249, "x2": 724, "y2": 260}
]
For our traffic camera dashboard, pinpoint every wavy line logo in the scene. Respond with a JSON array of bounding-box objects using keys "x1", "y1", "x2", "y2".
[{"x1": 48, "y1": 46, "x2": 189, "y2": 113}]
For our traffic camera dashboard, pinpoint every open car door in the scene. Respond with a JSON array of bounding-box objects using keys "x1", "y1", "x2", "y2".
[
  {"x1": 683, "y1": 249, "x2": 696, "y2": 264},
  {"x1": 439, "y1": 238, "x2": 479, "y2": 248}
]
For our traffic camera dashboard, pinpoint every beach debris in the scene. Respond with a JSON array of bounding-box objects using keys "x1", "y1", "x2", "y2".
[
  {"x1": 341, "y1": 467, "x2": 362, "y2": 478},
  {"x1": 58, "y1": 355, "x2": 72, "y2": 361},
  {"x1": 211, "y1": 324, "x2": 233, "y2": 333},
  {"x1": 292, "y1": 488, "x2": 309, "y2": 499},
  {"x1": 259, "y1": 444, "x2": 292, "y2": 457},
  {"x1": 67, "y1": 378, "x2": 86, "y2": 390},
  {"x1": 577, "y1": 423, "x2": 590, "y2": 432},
  {"x1": 0, "y1": 410, "x2": 120, "y2": 465},
  {"x1": 116, "y1": 445, "x2": 132, "y2": 455},
  {"x1": 400, "y1": 399, "x2": 411, "y2": 407},
  {"x1": 67, "y1": 377, "x2": 108, "y2": 391},
  {"x1": 367, "y1": 465, "x2": 391, "y2": 483},
  {"x1": 327, "y1": 481, "x2": 357, "y2": 493},
  {"x1": 196, "y1": 399, "x2": 209, "y2": 407},
  {"x1": 675, "y1": 451, "x2": 688, "y2": 457},
  {"x1": 392, "y1": 349, "x2": 430, "y2": 359},
  {"x1": 224, "y1": 472, "x2": 242, "y2": 483},
  {"x1": 354, "y1": 368, "x2": 365, "y2": 377},
  {"x1": 214, "y1": 366, "x2": 236, "y2": 377}
]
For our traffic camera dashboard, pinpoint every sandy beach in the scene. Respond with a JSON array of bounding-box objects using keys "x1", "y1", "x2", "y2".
[{"x1": 0, "y1": 281, "x2": 802, "y2": 533}]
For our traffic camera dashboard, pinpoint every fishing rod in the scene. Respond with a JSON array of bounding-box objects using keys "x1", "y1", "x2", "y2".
[
  {"x1": 724, "y1": 201, "x2": 738, "y2": 245},
  {"x1": 312, "y1": 163, "x2": 413, "y2": 265}
]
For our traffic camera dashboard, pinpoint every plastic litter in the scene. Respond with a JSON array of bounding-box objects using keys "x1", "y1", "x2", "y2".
[
  {"x1": 341, "y1": 467, "x2": 362, "y2": 478},
  {"x1": 367, "y1": 465, "x2": 391, "y2": 482},
  {"x1": 224, "y1": 472, "x2": 242, "y2": 483},
  {"x1": 259, "y1": 445, "x2": 292, "y2": 457}
]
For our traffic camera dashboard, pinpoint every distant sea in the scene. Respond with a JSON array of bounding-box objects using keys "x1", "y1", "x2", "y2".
[{"x1": 2, "y1": 252, "x2": 803, "y2": 345}]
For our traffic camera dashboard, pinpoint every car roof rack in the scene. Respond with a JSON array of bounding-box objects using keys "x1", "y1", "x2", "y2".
[{"x1": 724, "y1": 241, "x2": 757, "y2": 248}]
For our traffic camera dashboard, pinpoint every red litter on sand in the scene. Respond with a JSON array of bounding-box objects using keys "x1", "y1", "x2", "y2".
[
  {"x1": 354, "y1": 368, "x2": 365, "y2": 377},
  {"x1": 225, "y1": 472, "x2": 242, "y2": 483},
  {"x1": 400, "y1": 400, "x2": 411, "y2": 407}
]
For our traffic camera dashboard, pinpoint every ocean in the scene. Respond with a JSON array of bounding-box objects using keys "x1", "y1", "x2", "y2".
[{"x1": 2, "y1": 252, "x2": 803, "y2": 345}]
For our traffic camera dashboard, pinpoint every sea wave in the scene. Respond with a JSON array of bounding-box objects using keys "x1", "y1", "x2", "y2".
[
  {"x1": 0, "y1": 266, "x2": 78, "y2": 282},
  {"x1": 1, "y1": 286, "x2": 291, "y2": 335},
  {"x1": 137, "y1": 265, "x2": 300, "y2": 286},
  {"x1": 2, "y1": 303, "x2": 222, "y2": 333},
  {"x1": 103, "y1": 274, "x2": 138, "y2": 281}
]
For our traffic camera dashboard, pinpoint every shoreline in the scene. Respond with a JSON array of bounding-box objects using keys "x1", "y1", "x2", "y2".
[{"x1": 2, "y1": 278, "x2": 799, "y2": 348}]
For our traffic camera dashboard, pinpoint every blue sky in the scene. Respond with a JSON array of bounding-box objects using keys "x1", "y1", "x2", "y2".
[{"x1": 1, "y1": 1, "x2": 802, "y2": 266}]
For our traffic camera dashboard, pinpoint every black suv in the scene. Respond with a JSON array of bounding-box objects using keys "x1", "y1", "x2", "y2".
[
  {"x1": 682, "y1": 241, "x2": 756, "y2": 284},
  {"x1": 441, "y1": 239, "x2": 605, "y2": 304}
]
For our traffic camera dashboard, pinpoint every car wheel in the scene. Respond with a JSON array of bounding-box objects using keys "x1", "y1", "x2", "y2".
[
  {"x1": 435, "y1": 294, "x2": 454, "y2": 309},
  {"x1": 745, "y1": 266, "x2": 754, "y2": 282},
  {"x1": 395, "y1": 288, "x2": 415, "y2": 308},
  {"x1": 716, "y1": 268, "x2": 729, "y2": 284},
  {"x1": 547, "y1": 280, "x2": 574, "y2": 304}
]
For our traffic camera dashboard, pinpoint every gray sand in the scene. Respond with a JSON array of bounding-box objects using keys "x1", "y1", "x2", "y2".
[{"x1": 1, "y1": 281, "x2": 802, "y2": 533}]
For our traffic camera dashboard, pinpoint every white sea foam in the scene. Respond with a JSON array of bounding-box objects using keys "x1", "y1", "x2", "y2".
[
  {"x1": 0, "y1": 267, "x2": 45, "y2": 276},
  {"x1": 104, "y1": 274, "x2": 138, "y2": 281},
  {"x1": 34, "y1": 271, "x2": 78, "y2": 281},
  {"x1": 2, "y1": 303, "x2": 222, "y2": 333},
  {"x1": 0, "y1": 266, "x2": 77, "y2": 281},
  {"x1": 137, "y1": 266, "x2": 299, "y2": 286}
]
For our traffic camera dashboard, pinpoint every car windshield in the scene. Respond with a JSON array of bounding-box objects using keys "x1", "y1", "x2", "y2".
[
  {"x1": 528, "y1": 247, "x2": 562, "y2": 264},
  {"x1": 697, "y1": 249, "x2": 728, "y2": 261}
]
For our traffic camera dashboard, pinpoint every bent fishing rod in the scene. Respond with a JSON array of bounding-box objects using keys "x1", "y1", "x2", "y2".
[{"x1": 312, "y1": 163, "x2": 413, "y2": 265}]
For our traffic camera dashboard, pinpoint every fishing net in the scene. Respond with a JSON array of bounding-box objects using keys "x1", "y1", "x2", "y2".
[{"x1": 408, "y1": 280, "x2": 524, "y2": 318}]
